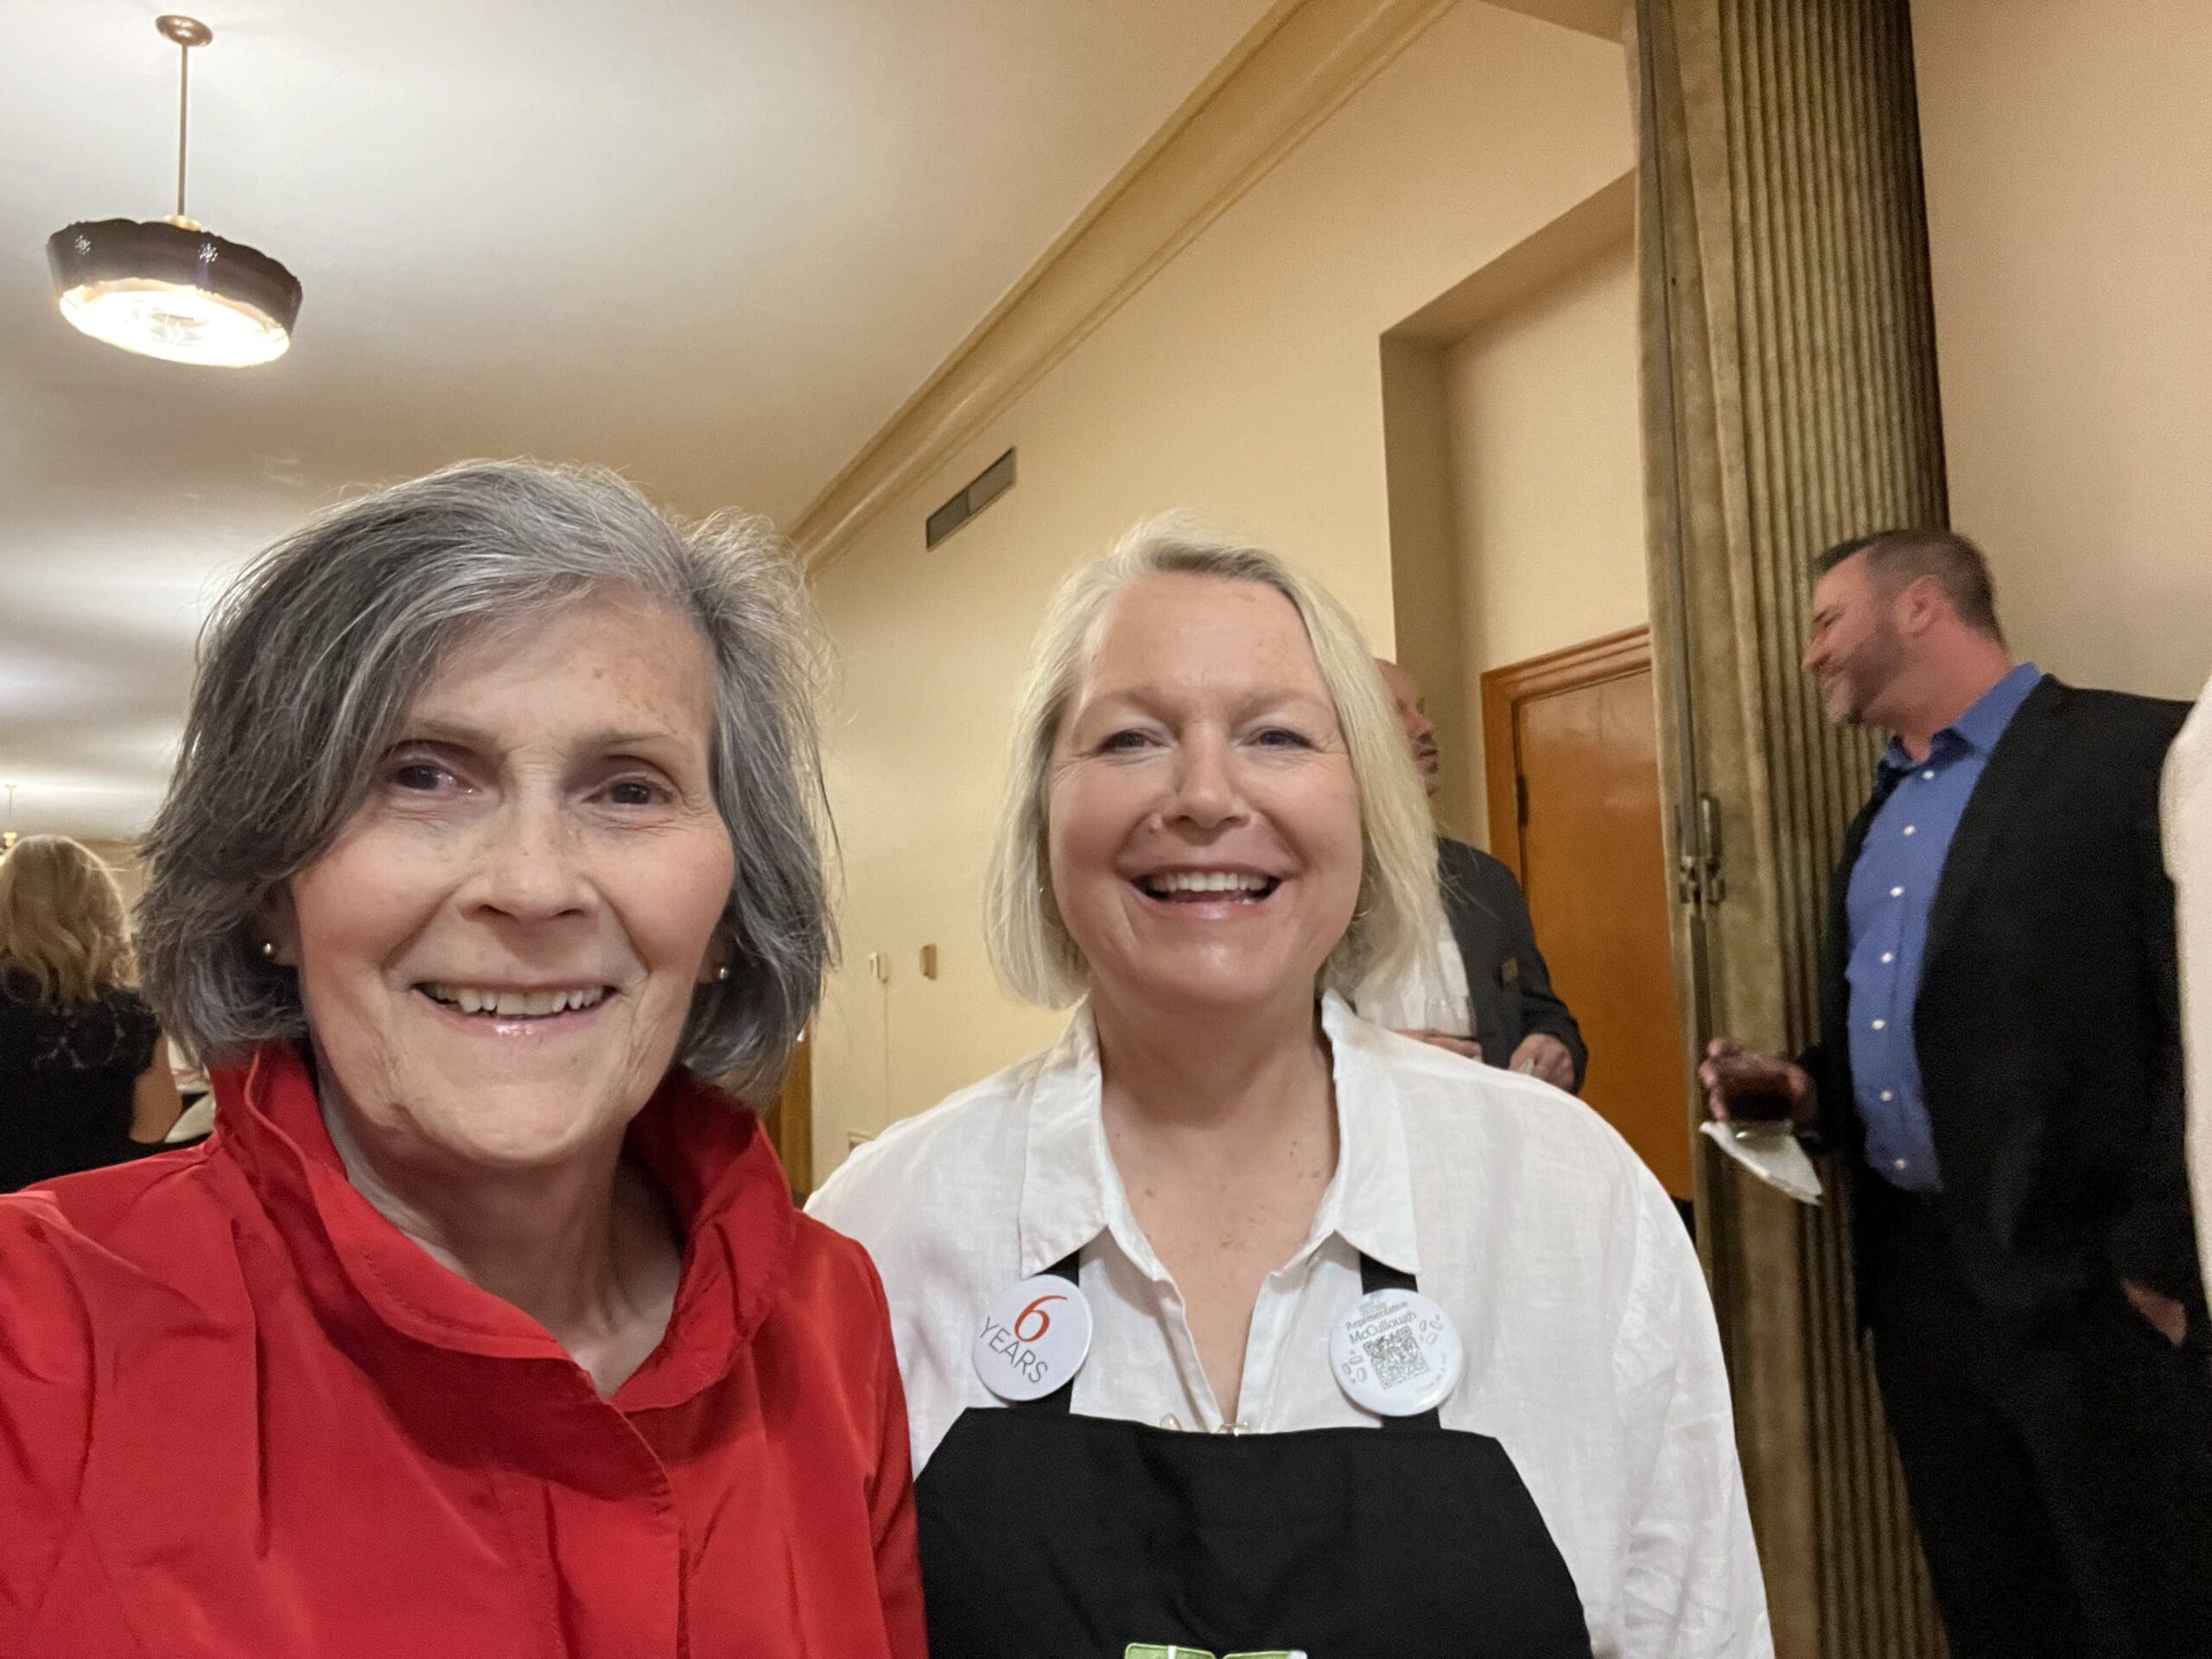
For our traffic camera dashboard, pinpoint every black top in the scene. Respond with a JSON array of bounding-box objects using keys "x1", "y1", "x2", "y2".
[
  {"x1": 1437, "y1": 836, "x2": 1588, "y2": 1090},
  {"x1": 0, "y1": 963, "x2": 162, "y2": 1192}
]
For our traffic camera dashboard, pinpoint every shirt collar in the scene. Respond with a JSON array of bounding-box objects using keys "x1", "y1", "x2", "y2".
[
  {"x1": 211, "y1": 1039, "x2": 794, "y2": 1409},
  {"x1": 1015, "y1": 1012, "x2": 1112, "y2": 1278},
  {"x1": 1881, "y1": 660, "x2": 2042, "y2": 772},
  {"x1": 1318, "y1": 993, "x2": 1421, "y2": 1275},
  {"x1": 1014, "y1": 991, "x2": 1420, "y2": 1281}
]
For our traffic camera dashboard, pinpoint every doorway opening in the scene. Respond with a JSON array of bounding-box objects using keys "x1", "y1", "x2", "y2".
[
  {"x1": 1380, "y1": 173, "x2": 1691, "y2": 1205},
  {"x1": 1482, "y1": 628, "x2": 1689, "y2": 1200}
]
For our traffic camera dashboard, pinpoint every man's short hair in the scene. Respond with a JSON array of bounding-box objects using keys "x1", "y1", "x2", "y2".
[{"x1": 1814, "y1": 528, "x2": 2004, "y2": 640}]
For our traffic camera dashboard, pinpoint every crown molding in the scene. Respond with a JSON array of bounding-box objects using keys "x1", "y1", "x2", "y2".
[{"x1": 793, "y1": 0, "x2": 1459, "y2": 569}]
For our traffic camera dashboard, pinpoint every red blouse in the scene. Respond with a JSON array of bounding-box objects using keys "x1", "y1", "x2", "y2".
[{"x1": 0, "y1": 1041, "x2": 926, "y2": 1659}]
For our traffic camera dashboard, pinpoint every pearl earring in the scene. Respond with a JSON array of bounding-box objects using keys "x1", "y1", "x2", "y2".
[
  {"x1": 259, "y1": 940, "x2": 278, "y2": 961},
  {"x1": 714, "y1": 963, "x2": 731, "y2": 982}
]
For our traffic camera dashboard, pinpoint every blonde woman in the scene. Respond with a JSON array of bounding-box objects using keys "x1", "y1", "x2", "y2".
[
  {"x1": 0, "y1": 836, "x2": 181, "y2": 1188},
  {"x1": 810, "y1": 525, "x2": 1770, "y2": 1659}
]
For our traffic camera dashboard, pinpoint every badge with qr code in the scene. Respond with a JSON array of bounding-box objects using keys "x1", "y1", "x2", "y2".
[{"x1": 1329, "y1": 1286, "x2": 1464, "y2": 1417}]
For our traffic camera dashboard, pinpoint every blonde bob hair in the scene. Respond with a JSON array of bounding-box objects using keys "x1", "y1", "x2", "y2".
[
  {"x1": 983, "y1": 519, "x2": 1441, "y2": 1008},
  {"x1": 0, "y1": 835, "x2": 136, "y2": 1004}
]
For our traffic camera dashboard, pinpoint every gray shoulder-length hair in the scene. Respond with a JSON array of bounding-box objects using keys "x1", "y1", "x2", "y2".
[
  {"x1": 982, "y1": 518, "x2": 1441, "y2": 1007},
  {"x1": 137, "y1": 458, "x2": 833, "y2": 1093}
]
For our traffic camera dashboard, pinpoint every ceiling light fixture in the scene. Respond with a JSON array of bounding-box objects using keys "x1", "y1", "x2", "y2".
[{"x1": 46, "y1": 16, "x2": 302, "y2": 367}]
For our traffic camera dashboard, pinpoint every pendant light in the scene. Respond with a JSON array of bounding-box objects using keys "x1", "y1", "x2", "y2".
[{"x1": 46, "y1": 16, "x2": 302, "y2": 368}]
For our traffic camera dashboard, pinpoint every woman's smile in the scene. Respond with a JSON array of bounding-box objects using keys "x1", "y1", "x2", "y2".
[
  {"x1": 413, "y1": 980, "x2": 619, "y2": 1034},
  {"x1": 1127, "y1": 867, "x2": 1287, "y2": 923}
]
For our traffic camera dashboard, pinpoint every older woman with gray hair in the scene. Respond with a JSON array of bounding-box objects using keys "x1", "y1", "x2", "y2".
[
  {"x1": 0, "y1": 462, "x2": 925, "y2": 1659},
  {"x1": 810, "y1": 524, "x2": 1770, "y2": 1658}
]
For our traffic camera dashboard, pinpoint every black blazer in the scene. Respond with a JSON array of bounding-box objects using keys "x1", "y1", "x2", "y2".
[
  {"x1": 1804, "y1": 676, "x2": 2201, "y2": 1325},
  {"x1": 1437, "y1": 837, "x2": 1587, "y2": 1091}
]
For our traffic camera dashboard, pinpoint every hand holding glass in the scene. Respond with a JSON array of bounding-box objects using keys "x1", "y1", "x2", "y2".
[{"x1": 1698, "y1": 1038, "x2": 1812, "y2": 1139}]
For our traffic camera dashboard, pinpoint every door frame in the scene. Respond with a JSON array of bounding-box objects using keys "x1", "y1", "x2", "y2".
[
  {"x1": 764, "y1": 1028, "x2": 814, "y2": 1198},
  {"x1": 1479, "y1": 625, "x2": 1654, "y2": 874}
]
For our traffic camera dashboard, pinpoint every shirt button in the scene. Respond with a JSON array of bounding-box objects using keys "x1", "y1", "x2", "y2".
[
  {"x1": 1872, "y1": 1019, "x2": 1887, "y2": 1030},
  {"x1": 1891, "y1": 886, "x2": 1904, "y2": 898},
  {"x1": 1881, "y1": 952, "x2": 1895, "y2": 964},
  {"x1": 1922, "y1": 769, "x2": 1936, "y2": 780},
  {"x1": 1903, "y1": 824, "x2": 1916, "y2": 836},
  {"x1": 1880, "y1": 1090, "x2": 1894, "y2": 1101},
  {"x1": 1893, "y1": 1158, "x2": 1910, "y2": 1171}
]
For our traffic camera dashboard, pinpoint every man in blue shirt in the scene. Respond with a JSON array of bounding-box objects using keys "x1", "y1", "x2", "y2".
[
  {"x1": 1700, "y1": 530, "x2": 2210, "y2": 1659},
  {"x1": 1839, "y1": 656, "x2": 2043, "y2": 1192}
]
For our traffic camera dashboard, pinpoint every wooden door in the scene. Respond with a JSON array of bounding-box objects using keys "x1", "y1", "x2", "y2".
[
  {"x1": 1481, "y1": 628, "x2": 1691, "y2": 1198},
  {"x1": 763, "y1": 1028, "x2": 814, "y2": 1199}
]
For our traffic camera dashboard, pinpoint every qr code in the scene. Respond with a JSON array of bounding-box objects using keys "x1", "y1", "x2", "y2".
[{"x1": 1362, "y1": 1326, "x2": 1424, "y2": 1389}]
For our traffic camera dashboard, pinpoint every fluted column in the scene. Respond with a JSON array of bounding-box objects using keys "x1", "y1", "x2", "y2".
[{"x1": 1632, "y1": 1, "x2": 1947, "y2": 1654}]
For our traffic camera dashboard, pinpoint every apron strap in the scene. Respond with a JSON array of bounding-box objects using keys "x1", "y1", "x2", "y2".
[
  {"x1": 1359, "y1": 1255, "x2": 1417, "y2": 1296},
  {"x1": 1358, "y1": 1254, "x2": 1440, "y2": 1432},
  {"x1": 1018, "y1": 1249, "x2": 1087, "y2": 1415},
  {"x1": 1016, "y1": 1248, "x2": 1442, "y2": 1429}
]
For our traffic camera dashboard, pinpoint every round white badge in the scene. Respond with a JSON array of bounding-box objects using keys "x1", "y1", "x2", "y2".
[
  {"x1": 972, "y1": 1272, "x2": 1094, "y2": 1403},
  {"x1": 1330, "y1": 1286, "x2": 1464, "y2": 1417}
]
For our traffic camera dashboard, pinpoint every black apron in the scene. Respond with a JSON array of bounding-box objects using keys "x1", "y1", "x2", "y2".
[{"x1": 916, "y1": 1249, "x2": 1593, "y2": 1659}]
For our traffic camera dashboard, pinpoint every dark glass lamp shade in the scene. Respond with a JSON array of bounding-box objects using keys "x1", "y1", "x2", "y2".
[{"x1": 47, "y1": 217, "x2": 302, "y2": 366}]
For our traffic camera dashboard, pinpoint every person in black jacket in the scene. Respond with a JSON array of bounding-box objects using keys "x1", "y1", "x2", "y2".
[
  {"x1": 0, "y1": 835, "x2": 182, "y2": 1190},
  {"x1": 1357, "y1": 659, "x2": 1584, "y2": 1092},
  {"x1": 1700, "y1": 530, "x2": 2212, "y2": 1659}
]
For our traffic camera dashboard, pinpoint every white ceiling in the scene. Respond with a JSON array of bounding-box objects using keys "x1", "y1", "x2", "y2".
[{"x1": 0, "y1": 0, "x2": 1275, "y2": 841}]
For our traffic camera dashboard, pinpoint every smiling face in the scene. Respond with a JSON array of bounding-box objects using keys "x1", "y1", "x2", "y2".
[
  {"x1": 1804, "y1": 552, "x2": 1909, "y2": 727},
  {"x1": 1046, "y1": 573, "x2": 1364, "y2": 1024},
  {"x1": 270, "y1": 592, "x2": 735, "y2": 1173}
]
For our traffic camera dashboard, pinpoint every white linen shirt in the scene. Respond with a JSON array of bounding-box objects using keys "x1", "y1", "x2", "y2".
[
  {"x1": 808, "y1": 994, "x2": 1771, "y2": 1659},
  {"x1": 2167, "y1": 674, "x2": 2212, "y2": 1298}
]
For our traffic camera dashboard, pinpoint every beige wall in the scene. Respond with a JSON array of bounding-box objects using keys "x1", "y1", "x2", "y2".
[
  {"x1": 1912, "y1": 0, "x2": 2212, "y2": 699},
  {"x1": 1439, "y1": 234, "x2": 1646, "y2": 841},
  {"x1": 75, "y1": 838, "x2": 147, "y2": 910},
  {"x1": 808, "y1": 0, "x2": 1634, "y2": 1181}
]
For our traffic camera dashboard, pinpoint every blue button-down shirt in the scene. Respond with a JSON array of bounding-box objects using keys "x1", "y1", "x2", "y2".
[{"x1": 1845, "y1": 662, "x2": 2043, "y2": 1192}]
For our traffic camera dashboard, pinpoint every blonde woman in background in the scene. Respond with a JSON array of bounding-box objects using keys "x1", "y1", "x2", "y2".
[
  {"x1": 0, "y1": 835, "x2": 181, "y2": 1189},
  {"x1": 810, "y1": 524, "x2": 1768, "y2": 1659}
]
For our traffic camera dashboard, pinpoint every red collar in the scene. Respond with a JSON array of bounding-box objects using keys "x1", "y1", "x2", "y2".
[{"x1": 208, "y1": 1042, "x2": 796, "y2": 1410}]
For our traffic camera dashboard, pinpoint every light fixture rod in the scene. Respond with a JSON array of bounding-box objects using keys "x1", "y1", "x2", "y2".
[
  {"x1": 175, "y1": 36, "x2": 190, "y2": 219},
  {"x1": 176, "y1": 35, "x2": 191, "y2": 219},
  {"x1": 153, "y1": 16, "x2": 213, "y2": 220}
]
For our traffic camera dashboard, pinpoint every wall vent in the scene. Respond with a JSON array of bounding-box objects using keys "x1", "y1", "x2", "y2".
[{"x1": 925, "y1": 448, "x2": 1016, "y2": 549}]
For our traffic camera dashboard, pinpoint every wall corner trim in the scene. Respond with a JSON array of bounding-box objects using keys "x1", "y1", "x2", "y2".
[{"x1": 791, "y1": 0, "x2": 1458, "y2": 571}]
